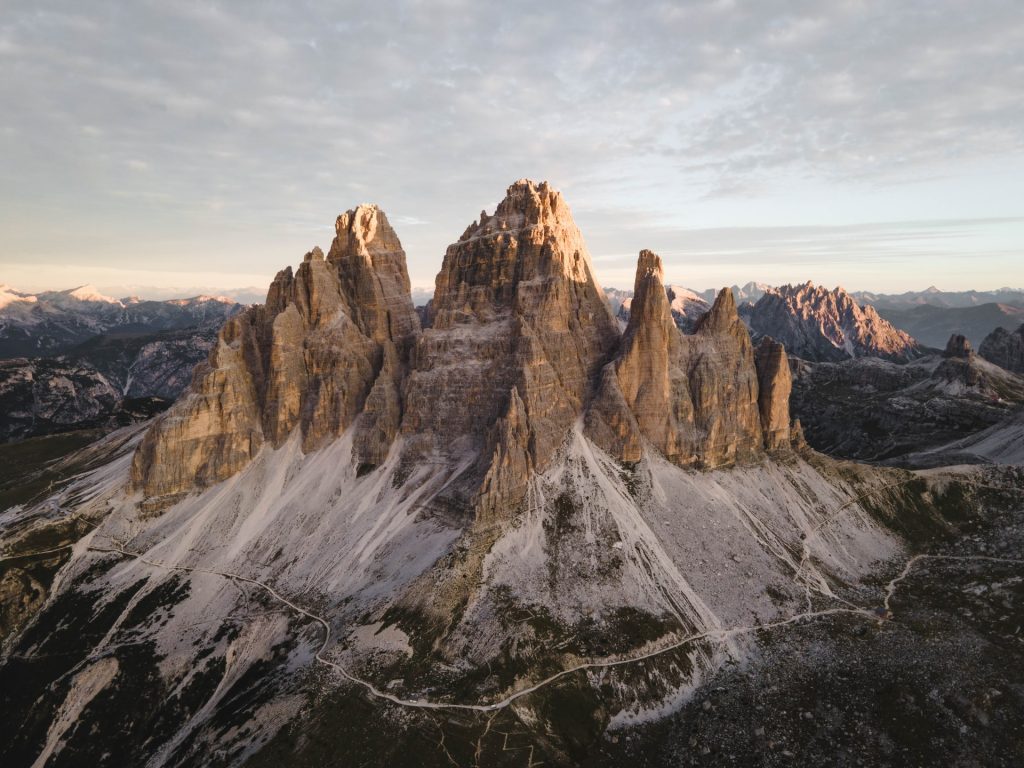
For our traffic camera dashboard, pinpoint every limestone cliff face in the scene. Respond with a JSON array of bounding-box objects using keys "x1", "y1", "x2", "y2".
[
  {"x1": 749, "y1": 282, "x2": 921, "y2": 362},
  {"x1": 131, "y1": 208, "x2": 418, "y2": 503},
  {"x1": 586, "y1": 250, "x2": 791, "y2": 468},
  {"x1": 754, "y1": 337, "x2": 793, "y2": 450},
  {"x1": 130, "y1": 311, "x2": 265, "y2": 502},
  {"x1": 131, "y1": 182, "x2": 796, "y2": 518},
  {"x1": 403, "y1": 179, "x2": 619, "y2": 524}
]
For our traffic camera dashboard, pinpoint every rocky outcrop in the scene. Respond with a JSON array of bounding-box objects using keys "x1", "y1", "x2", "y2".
[
  {"x1": 129, "y1": 182, "x2": 800, "y2": 516},
  {"x1": 749, "y1": 282, "x2": 921, "y2": 362},
  {"x1": 131, "y1": 207, "x2": 419, "y2": 503},
  {"x1": 130, "y1": 314, "x2": 266, "y2": 500},
  {"x1": 0, "y1": 568, "x2": 46, "y2": 641},
  {"x1": 616, "y1": 284, "x2": 711, "y2": 334},
  {"x1": 944, "y1": 334, "x2": 973, "y2": 359},
  {"x1": 934, "y1": 333, "x2": 982, "y2": 389},
  {"x1": 754, "y1": 337, "x2": 792, "y2": 450},
  {"x1": 979, "y1": 323, "x2": 1024, "y2": 373},
  {"x1": 404, "y1": 180, "x2": 619, "y2": 523},
  {"x1": 587, "y1": 250, "x2": 791, "y2": 468},
  {"x1": 790, "y1": 339, "x2": 1024, "y2": 462}
]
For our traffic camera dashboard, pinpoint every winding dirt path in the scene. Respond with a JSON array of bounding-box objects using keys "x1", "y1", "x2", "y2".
[
  {"x1": 883, "y1": 553, "x2": 1024, "y2": 613},
  {"x1": 87, "y1": 539, "x2": 1014, "y2": 715},
  {"x1": 5, "y1": 474, "x2": 1018, "y2": 715}
]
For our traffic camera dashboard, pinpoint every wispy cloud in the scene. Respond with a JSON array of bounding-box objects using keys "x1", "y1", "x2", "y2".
[{"x1": 0, "y1": 1, "x2": 1022, "y2": 292}]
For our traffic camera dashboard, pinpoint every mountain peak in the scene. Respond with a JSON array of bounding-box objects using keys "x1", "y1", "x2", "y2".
[
  {"x1": 696, "y1": 286, "x2": 740, "y2": 334},
  {"x1": 635, "y1": 249, "x2": 664, "y2": 287},
  {"x1": 328, "y1": 203, "x2": 420, "y2": 345},
  {"x1": 751, "y1": 282, "x2": 921, "y2": 362},
  {"x1": 587, "y1": 250, "x2": 787, "y2": 468},
  {"x1": 944, "y1": 333, "x2": 974, "y2": 359},
  {"x1": 66, "y1": 284, "x2": 120, "y2": 304}
]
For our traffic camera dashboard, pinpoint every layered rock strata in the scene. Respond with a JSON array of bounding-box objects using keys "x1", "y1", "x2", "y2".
[
  {"x1": 403, "y1": 180, "x2": 620, "y2": 523},
  {"x1": 132, "y1": 182, "x2": 796, "y2": 519},
  {"x1": 131, "y1": 207, "x2": 419, "y2": 501},
  {"x1": 586, "y1": 250, "x2": 791, "y2": 468}
]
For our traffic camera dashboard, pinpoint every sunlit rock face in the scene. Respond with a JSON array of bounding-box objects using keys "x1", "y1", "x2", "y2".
[
  {"x1": 131, "y1": 207, "x2": 419, "y2": 504},
  {"x1": 404, "y1": 179, "x2": 621, "y2": 524},
  {"x1": 750, "y1": 281, "x2": 922, "y2": 362},
  {"x1": 586, "y1": 249, "x2": 792, "y2": 469},
  {"x1": 131, "y1": 180, "x2": 799, "y2": 518}
]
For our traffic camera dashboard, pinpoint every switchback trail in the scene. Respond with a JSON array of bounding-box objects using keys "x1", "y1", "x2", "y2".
[
  {"x1": 883, "y1": 553, "x2": 1024, "y2": 612},
  {"x1": 84, "y1": 539, "x2": 1021, "y2": 716},
  {"x1": 6, "y1": 472, "x2": 1018, "y2": 715}
]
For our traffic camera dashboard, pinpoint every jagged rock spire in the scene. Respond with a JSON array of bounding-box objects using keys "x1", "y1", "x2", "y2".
[
  {"x1": 132, "y1": 204, "x2": 419, "y2": 505},
  {"x1": 587, "y1": 249, "x2": 792, "y2": 468},
  {"x1": 405, "y1": 179, "x2": 619, "y2": 526},
  {"x1": 328, "y1": 204, "x2": 420, "y2": 347},
  {"x1": 749, "y1": 282, "x2": 921, "y2": 362},
  {"x1": 132, "y1": 182, "x2": 794, "y2": 514},
  {"x1": 754, "y1": 337, "x2": 793, "y2": 450}
]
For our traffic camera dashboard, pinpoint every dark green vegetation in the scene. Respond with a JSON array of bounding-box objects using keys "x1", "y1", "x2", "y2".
[
  {"x1": 0, "y1": 424, "x2": 148, "y2": 647},
  {"x1": 0, "y1": 554, "x2": 312, "y2": 768},
  {"x1": 0, "y1": 430, "x2": 103, "y2": 509}
]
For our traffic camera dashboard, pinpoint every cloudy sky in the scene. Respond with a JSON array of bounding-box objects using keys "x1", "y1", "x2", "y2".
[{"x1": 2, "y1": 0, "x2": 1023, "y2": 298}]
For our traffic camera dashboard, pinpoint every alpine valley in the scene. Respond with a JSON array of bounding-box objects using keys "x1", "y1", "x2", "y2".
[{"x1": 2, "y1": 181, "x2": 1023, "y2": 768}]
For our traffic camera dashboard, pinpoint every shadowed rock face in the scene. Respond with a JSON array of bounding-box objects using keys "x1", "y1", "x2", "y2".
[
  {"x1": 944, "y1": 334, "x2": 973, "y2": 359},
  {"x1": 755, "y1": 337, "x2": 793, "y2": 450},
  {"x1": 979, "y1": 323, "x2": 1024, "y2": 373},
  {"x1": 586, "y1": 250, "x2": 793, "y2": 468},
  {"x1": 130, "y1": 183, "x2": 795, "y2": 517}
]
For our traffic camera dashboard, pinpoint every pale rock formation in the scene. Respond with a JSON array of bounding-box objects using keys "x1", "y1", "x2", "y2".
[
  {"x1": 131, "y1": 313, "x2": 265, "y2": 501},
  {"x1": 131, "y1": 183, "x2": 798, "y2": 518},
  {"x1": 754, "y1": 337, "x2": 793, "y2": 450},
  {"x1": 403, "y1": 179, "x2": 619, "y2": 522}
]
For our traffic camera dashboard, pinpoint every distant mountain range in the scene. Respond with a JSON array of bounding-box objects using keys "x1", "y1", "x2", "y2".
[
  {"x1": 853, "y1": 286, "x2": 1024, "y2": 309},
  {"x1": 606, "y1": 282, "x2": 1024, "y2": 356},
  {"x1": 0, "y1": 284, "x2": 244, "y2": 358},
  {"x1": 0, "y1": 285, "x2": 245, "y2": 440},
  {"x1": 873, "y1": 303, "x2": 1024, "y2": 348}
]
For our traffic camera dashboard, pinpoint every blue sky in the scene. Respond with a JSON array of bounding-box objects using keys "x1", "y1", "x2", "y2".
[{"x1": 2, "y1": 0, "x2": 1022, "y2": 298}]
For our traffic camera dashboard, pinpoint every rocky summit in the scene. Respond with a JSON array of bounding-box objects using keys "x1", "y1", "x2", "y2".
[
  {"x1": 3, "y1": 181, "x2": 1022, "y2": 768},
  {"x1": 132, "y1": 182, "x2": 797, "y2": 520},
  {"x1": 130, "y1": 205, "x2": 420, "y2": 504},
  {"x1": 585, "y1": 250, "x2": 790, "y2": 468},
  {"x1": 748, "y1": 281, "x2": 922, "y2": 362}
]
